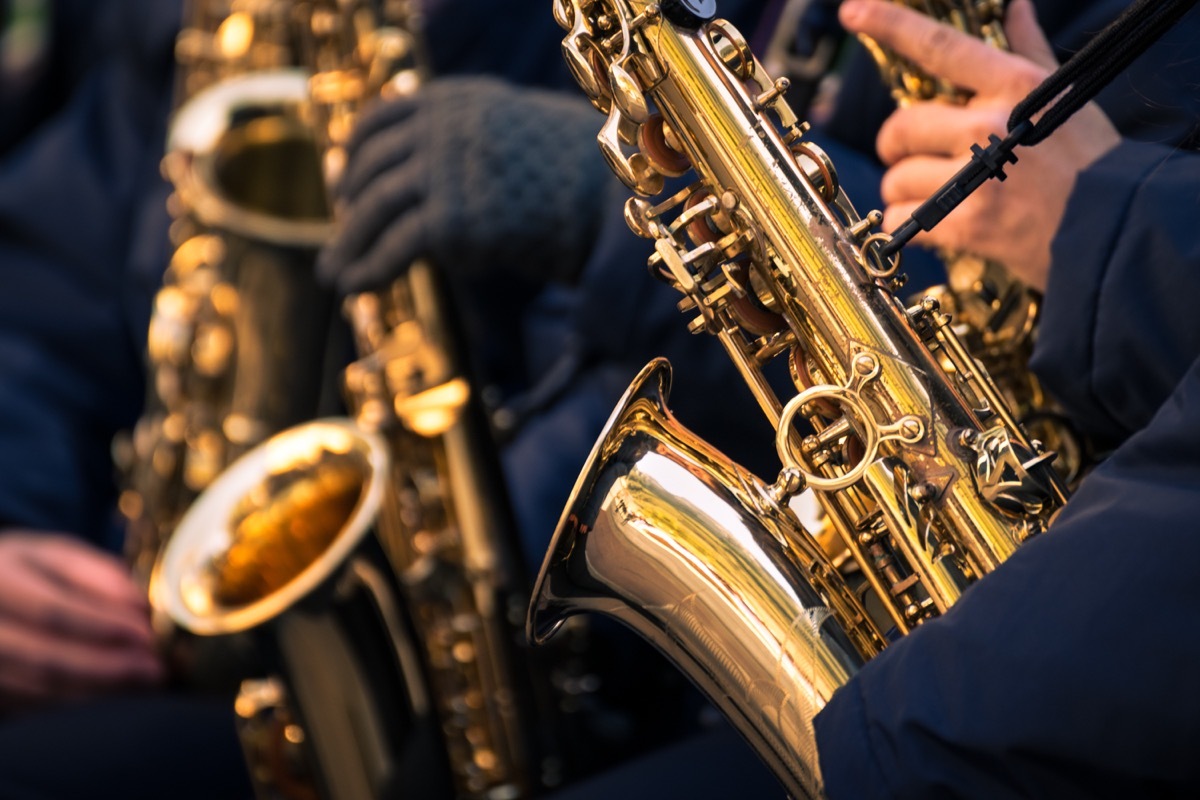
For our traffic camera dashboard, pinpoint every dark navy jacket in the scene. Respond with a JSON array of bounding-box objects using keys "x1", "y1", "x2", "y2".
[
  {"x1": 0, "y1": 0, "x2": 587, "y2": 553},
  {"x1": 1034, "y1": 140, "x2": 1200, "y2": 447},
  {"x1": 815, "y1": 349, "x2": 1200, "y2": 798},
  {"x1": 0, "y1": 0, "x2": 178, "y2": 547}
]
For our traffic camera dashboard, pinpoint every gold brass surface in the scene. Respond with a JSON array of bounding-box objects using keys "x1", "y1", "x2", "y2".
[
  {"x1": 306, "y1": 6, "x2": 544, "y2": 792},
  {"x1": 211, "y1": 438, "x2": 367, "y2": 606},
  {"x1": 340, "y1": 262, "x2": 539, "y2": 800},
  {"x1": 531, "y1": 360, "x2": 879, "y2": 797},
  {"x1": 534, "y1": 4, "x2": 1069, "y2": 798},
  {"x1": 118, "y1": 44, "x2": 336, "y2": 592},
  {"x1": 152, "y1": 419, "x2": 388, "y2": 637}
]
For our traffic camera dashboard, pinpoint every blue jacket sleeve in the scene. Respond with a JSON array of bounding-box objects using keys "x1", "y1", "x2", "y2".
[
  {"x1": 1032, "y1": 141, "x2": 1200, "y2": 447},
  {"x1": 814, "y1": 354, "x2": 1200, "y2": 799},
  {"x1": 0, "y1": 0, "x2": 176, "y2": 547}
]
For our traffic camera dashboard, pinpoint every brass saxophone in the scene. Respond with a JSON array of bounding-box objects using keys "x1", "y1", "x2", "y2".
[
  {"x1": 858, "y1": 0, "x2": 1090, "y2": 483},
  {"x1": 304, "y1": 6, "x2": 547, "y2": 793},
  {"x1": 145, "y1": 2, "x2": 548, "y2": 798},
  {"x1": 529, "y1": 3, "x2": 1067, "y2": 797},
  {"x1": 117, "y1": 0, "x2": 338, "y2": 587}
]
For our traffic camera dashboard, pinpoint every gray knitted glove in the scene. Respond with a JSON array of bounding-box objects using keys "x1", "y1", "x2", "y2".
[{"x1": 317, "y1": 76, "x2": 609, "y2": 294}]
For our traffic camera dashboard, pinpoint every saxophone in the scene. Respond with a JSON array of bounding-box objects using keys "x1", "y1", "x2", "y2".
[
  {"x1": 117, "y1": 0, "x2": 337, "y2": 587},
  {"x1": 529, "y1": 3, "x2": 1067, "y2": 797},
  {"x1": 145, "y1": 2, "x2": 549, "y2": 798},
  {"x1": 858, "y1": 0, "x2": 1090, "y2": 483},
  {"x1": 305, "y1": 6, "x2": 549, "y2": 793}
]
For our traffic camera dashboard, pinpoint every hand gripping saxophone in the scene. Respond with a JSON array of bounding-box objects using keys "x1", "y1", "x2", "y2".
[
  {"x1": 149, "y1": 2, "x2": 547, "y2": 799},
  {"x1": 528, "y1": 2, "x2": 1068, "y2": 797},
  {"x1": 859, "y1": 0, "x2": 1091, "y2": 484}
]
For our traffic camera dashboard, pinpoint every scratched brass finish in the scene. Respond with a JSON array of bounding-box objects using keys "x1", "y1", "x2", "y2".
[
  {"x1": 532, "y1": 4, "x2": 1068, "y2": 798},
  {"x1": 859, "y1": 0, "x2": 1089, "y2": 484}
]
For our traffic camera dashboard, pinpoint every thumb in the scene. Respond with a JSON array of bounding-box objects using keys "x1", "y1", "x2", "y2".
[{"x1": 1005, "y1": 0, "x2": 1058, "y2": 71}]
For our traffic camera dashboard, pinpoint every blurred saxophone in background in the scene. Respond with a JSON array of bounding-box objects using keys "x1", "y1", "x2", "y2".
[
  {"x1": 859, "y1": 0, "x2": 1090, "y2": 483},
  {"x1": 529, "y1": 2, "x2": 1068, "y2": 797},
  {"x1": 297, "y1": 7, "x2": 549, "y2": 796},
  {"x1": 130, "y1": 1, "x2": 553, "y2": 798},
  {"x1": 116, "y1": 0, "x2": 337, "y2": 589}
]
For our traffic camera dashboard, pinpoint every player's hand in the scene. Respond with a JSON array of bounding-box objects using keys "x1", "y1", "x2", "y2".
[
  {"x1": 0, "y1": 532, "x2": 164, "y2": 712},
  {"x1": 318, "y1": 76, "x2": 612, "y2": 295},
  {"x1": 841, "y1": 0, "x2": 1120, "y2": 291}
]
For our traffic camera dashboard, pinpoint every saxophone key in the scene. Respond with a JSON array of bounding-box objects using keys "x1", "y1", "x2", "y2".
[
  {"x1": 637, "y1": 114, "x2": 691, "y2": 176},
  {"x1": 753, "y1": 76, "x2": 791, "y2": 110}
]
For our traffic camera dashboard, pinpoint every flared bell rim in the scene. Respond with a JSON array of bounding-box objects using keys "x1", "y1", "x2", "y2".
[
  {"x1": 150, "y1": 418, "x2": 390, "y2": 636},
  {"x1": 167, "y1": 69, "x2": 335, "y2": 247},
  {"x1": 526, "y1": 357, "x2": 673, "y2": 645}
]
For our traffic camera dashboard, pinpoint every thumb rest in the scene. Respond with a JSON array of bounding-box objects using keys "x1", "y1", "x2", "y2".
[{"x1": 530, "y1": 2, "x2": 1068, "y2": 798}]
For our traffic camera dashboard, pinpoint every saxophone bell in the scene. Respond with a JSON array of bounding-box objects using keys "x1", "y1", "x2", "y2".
[
  {"x1": 151, "y1": 419, "x2": 387, "y2": 636},
  {"x1": 165, "y1": 70, "x2": 333, "y2": 247},
  {"x1": 529, "y1": 359, "x2": 883, "y2": 800},
  {"x1": 152, "y1": 418, "x2": 453, "y2": 800},
  {"x1": 120, "y1": 68, "x2": 338, "y2": 590}
]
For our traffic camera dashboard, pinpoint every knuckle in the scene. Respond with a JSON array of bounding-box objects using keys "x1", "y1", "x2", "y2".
[
  {"x1": 1003, "y1": 63, "x2": 1045, "y2": 98},
  {"x1": 934, "y1": 221, "x2": 965, "y2": 255},
  {"x1": 955, "y1": 202, "x2": 991, "y2": 246},
  {"x1": 955, "y1": 194, "x2": 983, "y2": 227},
  {"x1": 39, "y1": 658, "x2": 72, "y2": 691},
  {"x1": 917, "y1": 24, "x2": 958, "y2": 65},
  {"x1": 968, "y1": 115, "x2": 1005, "y2": 145},
  {"x1": 38, "y1": 604, "x2": 78, "y2": 639},
  {"x1": 877, "y1": 113, "x2": 909, "y2": 164}
]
